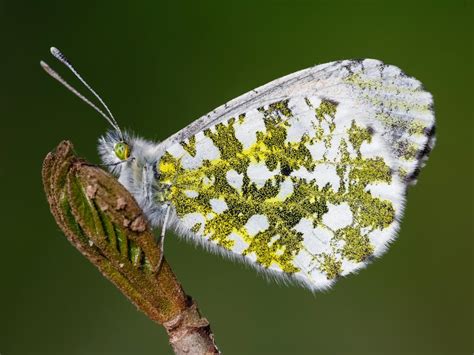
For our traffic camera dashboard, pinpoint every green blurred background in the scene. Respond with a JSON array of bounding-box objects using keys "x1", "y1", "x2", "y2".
[{"x1": 0, "y1": 1, "x2": 472, "y2": 354}]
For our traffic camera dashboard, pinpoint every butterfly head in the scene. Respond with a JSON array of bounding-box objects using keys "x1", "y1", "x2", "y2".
[
  {"x1": 98, "y1": 130, "x2": 133, "y2": 174},
  {"x1": 98, "y1": 129, "x2": 162, "y2": 176}
]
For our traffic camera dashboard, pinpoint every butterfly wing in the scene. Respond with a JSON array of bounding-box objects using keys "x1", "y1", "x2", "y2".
[
  {"x1": 160, "y1": 59, "x2": 435, "y2": 184},
  {"x1": 158, "y1": 94, "x2": 412, "y2": 290}
]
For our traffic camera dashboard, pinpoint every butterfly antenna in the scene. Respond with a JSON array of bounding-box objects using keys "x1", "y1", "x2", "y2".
[
  {"x1": 41, "y1": 47, "x2": 123, "y2": 138},
  {"x1": 40, "y1": 61, "x2": 120, "y2": 133}
]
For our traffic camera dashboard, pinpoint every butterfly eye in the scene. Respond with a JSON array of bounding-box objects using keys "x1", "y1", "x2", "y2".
[{"x1": 114, "y1": 142, "x2": 131, "y2": 161}]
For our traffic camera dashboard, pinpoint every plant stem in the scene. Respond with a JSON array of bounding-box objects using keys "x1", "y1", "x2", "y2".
[{"x1": 42, "y1": 141, "x2": 219, "y2": 354}]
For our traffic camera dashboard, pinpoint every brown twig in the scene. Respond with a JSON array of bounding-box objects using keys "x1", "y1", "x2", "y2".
[{"x1": 42, "y1": 141, "x2": 220, "y2": 354}]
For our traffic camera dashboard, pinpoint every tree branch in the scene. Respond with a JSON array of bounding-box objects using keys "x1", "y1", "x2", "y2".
[{"x1": 42, "y1": 141, "x2": 220, "y2": 354}]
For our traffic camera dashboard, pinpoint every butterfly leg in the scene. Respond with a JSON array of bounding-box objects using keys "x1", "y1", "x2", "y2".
[{"x1": 156, "y1": 204, "x2": 171, "y2": 272}]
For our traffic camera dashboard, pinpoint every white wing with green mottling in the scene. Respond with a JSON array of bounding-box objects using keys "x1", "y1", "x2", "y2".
[
  {"x1": 98, "y1": 59, "x2": 434, "y2": 291},
  {"x1": 158, "y1": 95, "x2": 409, "y2": 291}
]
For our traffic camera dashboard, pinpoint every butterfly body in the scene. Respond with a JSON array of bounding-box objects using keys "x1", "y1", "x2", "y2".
[{"x1": 95, "y1": 59, "x2": 435, "y2": 291}]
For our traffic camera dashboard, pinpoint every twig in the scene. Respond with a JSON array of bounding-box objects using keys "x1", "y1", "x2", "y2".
[{"x1": 42, "y1": 141, "x2": 220, "y2": 354}]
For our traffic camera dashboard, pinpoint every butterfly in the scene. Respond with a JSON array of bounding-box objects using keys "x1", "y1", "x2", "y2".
[{"x1": 42, "y1": 47, "x2": 435, "y2": 291}]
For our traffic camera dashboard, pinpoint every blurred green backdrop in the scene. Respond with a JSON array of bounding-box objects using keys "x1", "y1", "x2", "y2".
[{"x1": 0, "y1": 1, "x2": 472, "y2": 354}]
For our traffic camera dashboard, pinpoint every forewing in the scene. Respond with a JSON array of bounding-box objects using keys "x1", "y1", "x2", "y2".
[
  {"x1": 158, "y1": 96, "x2": 406, "y2": 290},
  {"x1": 160, "y1": 59, "x2": 435, "y2": 183}
]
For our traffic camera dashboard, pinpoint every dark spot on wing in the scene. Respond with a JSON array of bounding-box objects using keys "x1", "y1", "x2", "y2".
[{"x1": 281, "y1": 164, "x2": 292, "y2": 176}]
